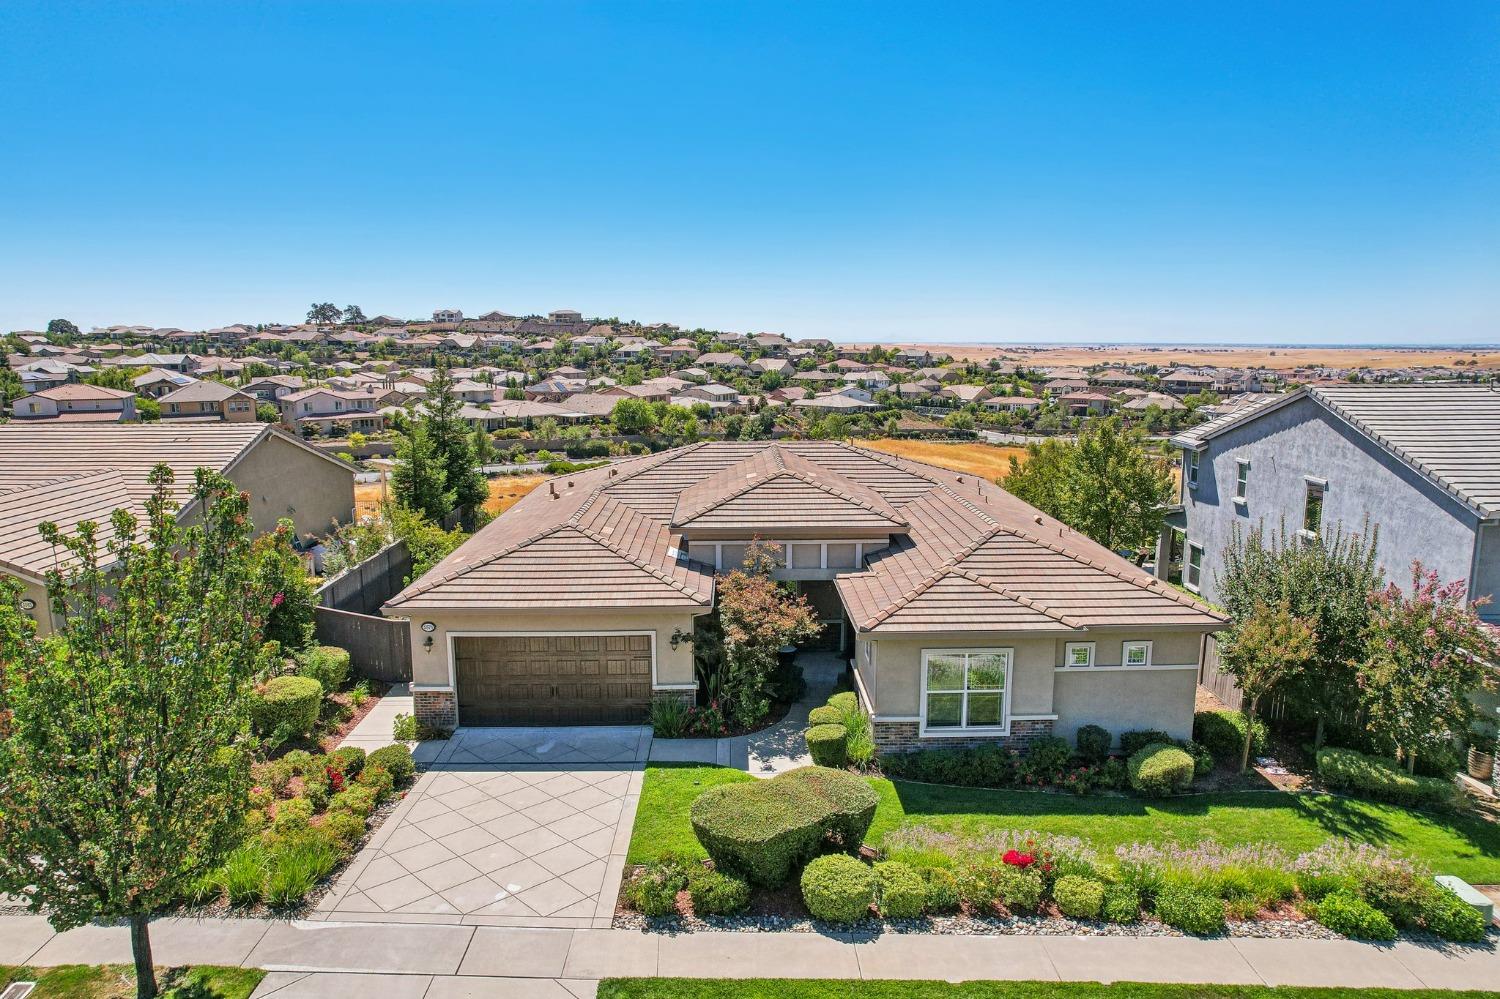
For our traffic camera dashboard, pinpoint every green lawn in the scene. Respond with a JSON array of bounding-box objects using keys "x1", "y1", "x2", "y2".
[
  {"x1": 0, "y1": 964, "x2": 263, "y2": 998},
  {"x1": 629, "y1": 766, "x2": 1500, "y2": 883},
  {"x1": 599, "y1": 981, "x2": 1499, "y2": 999}
]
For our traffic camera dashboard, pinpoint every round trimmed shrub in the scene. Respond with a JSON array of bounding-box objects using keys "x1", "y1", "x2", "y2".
[
  {"x1": 329, "y1": 745, "x2": 366, "y2": 777},
  {"x1": 1120, "y1": 729, "x2": 1175, "y2": 757},
  {"x1": 1153, "y1": 885, "x2": 1226, "y2": 935},
  {"x1": 627, "y1": 861, "x2": 688, "y2": 917},
  {"x1": 1193, "y1": 710, "x2": 1267, "y2": 763},
  {"x1": 250, "y1": 676, "x2": 323, "y2": 738},
  {"x1": 329, "y1": 784, "x2": 378, "y2": 819},
  {"x1": 827, "y1": 691, "x2": 858, "y2": 715},
  {"x1": 801, "y1": 854, "x2": 876, "y2": 923},
  {"x1": 1315, "y1": 890, "x2": 1396, "y2": 940},
  {"x1": 922, "y1": 868, "x2": 962, "y2": 913},
  {"x1": 1101, "y1": 883, "x2": 1141, "y2": 924},
  {"x1": 687, "y1": 868, "x2": 750, "y2": 916},
  {"x1": 1054, "y1": 875, "x2": 1105, "y2": 920},
  {"x1": 806, "y1": 723, "x2": 849, "y2": 768},
  {"x1": 367, "y1": 744, "x2": 416, "y2": 786},
  {"x1": 298, "y1": 645, "x2": 351, "y2": 693},
  {"x1": 690, "y1": 766, "x2": 878, "y2": 887},
  {"x1": 875, "y1": 861, "x2": 928, "y2": 920},
  {"x1": 271, "y1": 797, "x2": 313, "y2": 837},
  {"x1": 808, "y1": 705, "x2": 843, "y2": 727},
  {"x1": 1075, "y1": 725, "x2": 1111, "y2": 763},
  {"x1": 322, "y1": 810, "x2": 368, "y2": 848},
  {"x1": 357, "y1": 763, "x2": 395, "y2": 801},
  {"x1": 1128, "y1": 743, "x2": 1195, "y2": 796}
]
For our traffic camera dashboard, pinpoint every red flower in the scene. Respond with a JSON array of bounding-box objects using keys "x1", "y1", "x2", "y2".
[
  {"x1": 327, "y1": 767, "x2": 345, "y2": 793},
  {"x1": 271, "y1": 592, "x2": 285, "y2": 608},
  {"x1": 1002, "y1": 849, "x2": 1035, "y2": 868}
]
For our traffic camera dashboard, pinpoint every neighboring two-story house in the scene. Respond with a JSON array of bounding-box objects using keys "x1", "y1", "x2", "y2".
[
  {"x1": 159, "y1": 380, "x2": 258, "y2": 422},
  {"x1": 277, "y1": 388, "x2": 384, "y2": 436},
  {"x1": 1164, "y1": 384, "x2": 1500, "y2": 630}
]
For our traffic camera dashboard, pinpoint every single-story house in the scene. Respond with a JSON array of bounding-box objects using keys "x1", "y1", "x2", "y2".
[{"x1": 385, "y1": 441, "x2": 1224, "y2": 746}]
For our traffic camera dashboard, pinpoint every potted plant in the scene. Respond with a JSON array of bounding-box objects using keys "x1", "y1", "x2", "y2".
[{"x1": 1467, "y1": 721, "x2": 1496, "y2": 782}]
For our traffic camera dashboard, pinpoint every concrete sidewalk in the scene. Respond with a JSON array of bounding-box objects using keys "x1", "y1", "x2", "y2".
[{"x1": 2, "y1": 914, "x2": 1497, "y2": 994}]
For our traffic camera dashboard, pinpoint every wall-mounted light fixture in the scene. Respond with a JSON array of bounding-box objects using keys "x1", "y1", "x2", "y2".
[{"x1": 421, "y1": 621, "x2": 436, "y2": 653}]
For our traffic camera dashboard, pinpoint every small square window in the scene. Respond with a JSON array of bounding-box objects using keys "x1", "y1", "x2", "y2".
[
  {"x1": 1123, "y1": 641, "x2": 1152, "y2": 667},
  {"x1": 1064, "y1": 642, "x2": 1095, "y2": 668}
]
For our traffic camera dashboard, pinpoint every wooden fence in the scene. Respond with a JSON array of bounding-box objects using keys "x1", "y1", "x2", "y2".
[
  {"x1": 1196, "y1": 634, "x2": 1244, "y2": 711},
  {"x1": 313, "y1": 540, "x2": 415, "y2": 682}
]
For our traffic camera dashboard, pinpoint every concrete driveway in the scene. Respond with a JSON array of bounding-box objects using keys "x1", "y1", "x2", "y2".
[{"x1": 313, "y1": 727, "x2": 650, "y2": 928}]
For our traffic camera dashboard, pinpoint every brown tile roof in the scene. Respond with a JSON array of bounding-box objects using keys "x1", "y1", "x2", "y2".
[
  {"x1": 159, "y1": 380, "x2": 251, "y2": 404},
  {"x1": 386, "y1": 441, "x2": 1224, "y2": 634},
  {"x1": 31, "y1": 383, "x2": 135, "y2": 401},
  {"x1": 0, "y1": 470, "x2": 133, "y2": 580}
]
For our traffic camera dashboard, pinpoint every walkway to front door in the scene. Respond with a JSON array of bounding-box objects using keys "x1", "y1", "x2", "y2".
[{"x1": 312, "y1": 726, "x2": 650, "y2": 928}]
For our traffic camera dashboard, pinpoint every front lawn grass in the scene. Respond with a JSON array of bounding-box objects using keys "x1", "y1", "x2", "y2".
[
  {"x1": 0, "y1": 964, "x2": 263, "y2": 998},
  {"x1": 599, "y1": 981, "x2": 1499, "y2": 999},
  {"x1": 627, "y1": 763, "x2": 755, "y2": 864},
  {"x1": 628, "y1": 766, "x2": 1500, "y2": 882}
]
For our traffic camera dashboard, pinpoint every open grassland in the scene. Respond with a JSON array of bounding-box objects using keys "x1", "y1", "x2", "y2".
[
  {"x1": 886, "y1": 343, "x2": 1500, "y2": 371},
  {"x1": 355, "y1": 474, "x2": 548, "y2": 519},
  {"x1": 865, "y1": 439, "x2": 1029, "y2": 481}
]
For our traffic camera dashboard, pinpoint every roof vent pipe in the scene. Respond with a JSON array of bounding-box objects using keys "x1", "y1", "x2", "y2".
[{"x1": 549, "y1": 482, "x2": 558, "y2": 499}]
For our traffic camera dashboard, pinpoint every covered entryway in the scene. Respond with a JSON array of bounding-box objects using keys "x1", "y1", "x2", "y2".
[{"x1": 453, "y1": 633, "x2": 654, "y2": 725}]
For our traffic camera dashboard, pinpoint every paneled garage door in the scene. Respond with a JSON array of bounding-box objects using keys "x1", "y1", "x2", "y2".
[{"x1": 452, "y1": 633, "x2": 654, "y2": 725}]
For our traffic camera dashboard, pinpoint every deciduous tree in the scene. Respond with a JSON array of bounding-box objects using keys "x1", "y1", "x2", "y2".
[
  {"x1": 712, "y1": 541, "x2": 821, "y2": 727},
  {"x1": 1218, "y1": 600, "x2": 1317, "y2": 771},
  {"x1": 0, "y1": 467, "x2": 268, "y2": 999}
]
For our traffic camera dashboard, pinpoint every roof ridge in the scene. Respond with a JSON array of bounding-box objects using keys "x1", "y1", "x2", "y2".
[{"x1": 845, "y1": 442, "x2": 1000, "y2": 527}]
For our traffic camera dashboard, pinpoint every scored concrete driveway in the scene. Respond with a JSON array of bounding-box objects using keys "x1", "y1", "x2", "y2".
[{"x1": 313, "y1": 726, "x2": 651, "y2": 928}]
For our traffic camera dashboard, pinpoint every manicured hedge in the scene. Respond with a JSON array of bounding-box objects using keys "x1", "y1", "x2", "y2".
[
  {"x1": 1315, "y1": 747, "x2": 1457, "y2": 809},
  {"x1": 800, "y1": 854, "x2": 875, "y2": 923},
  {"x1": 1053, "y1": 875, "x2": 1105, "y2": 919},
  {"x1": 1127, "y1": 743, "x2": 1195, "y2": 796},
  {"x1": 690, "y1": 765, "x2": 878, "y2": 887},
  {"x1": 250, "y1": 676, "x2": 323, "y2": 738},
  {"x1": 298, "y1": 645, "x2": 351, "y2": 693},
  {"x1": 1075, "y1": 725, "x2": 1111, "y2": 763},
  {"x1": 1314, "y1": 890, "x2": 1396, "y2": 940},
  {"x1": 874, "y1": 861, "x2": 927, "y2": 919},
  {"x1": 367, "y1": 744, "x2": 416, "y2": 786},
  {"x1": 806, "y1": 723, "x2": 849, "y2": 768},
  {"x1": 1193, "y1": 710, "x2": 1267, "y2": 763},
  {"x1": 1152, "y1": 884, "x2": 1225, "y2": 934},
  {"x1": 1119, "y1": 729, "x2": 1175, "y2": 757},
  {"x1": 807, "y1": 705, "x2": 843, "y2": 727},
  {"x1": 686, "y1": 868, "x2": 750, "y2": 915}
]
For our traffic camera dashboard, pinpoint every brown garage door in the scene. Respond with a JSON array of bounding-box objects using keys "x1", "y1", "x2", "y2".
[{"x1": 453, "y1": 634, "x2": 654, "y2": 725}]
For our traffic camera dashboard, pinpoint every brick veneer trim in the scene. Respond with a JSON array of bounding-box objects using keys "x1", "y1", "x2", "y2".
[
  {"x1": 413, "y1": 688, "x2": 457, "y2": 729},
  {"x1": 872, "y1": 717, "x2": 1055, "y2": 753}
]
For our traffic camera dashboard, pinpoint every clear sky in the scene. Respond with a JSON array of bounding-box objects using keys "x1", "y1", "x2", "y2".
[{"x1": 2, "y1": 2, "x2": 1497, "y2": 344}]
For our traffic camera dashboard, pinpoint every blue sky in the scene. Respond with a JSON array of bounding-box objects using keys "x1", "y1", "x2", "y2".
[{"x1": 2, "y1": 2, "x2": 1497, "y2": 344}]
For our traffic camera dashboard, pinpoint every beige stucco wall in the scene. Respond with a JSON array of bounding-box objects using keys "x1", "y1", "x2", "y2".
[
  {"x1": 228, "y1": 433, "x2": 355, "y2": 540},
  {"x1": 397, "y1": 606, "x2": 710, "y2": 694},
  {"x1": 855, "y1": 626, "x2": 1210, "y2": 741},
  {"x1": 15, "y1": 576, "x2": 56, "y2": 637}
]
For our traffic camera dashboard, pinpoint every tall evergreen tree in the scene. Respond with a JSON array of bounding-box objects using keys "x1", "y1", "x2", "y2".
[
  {"x1": 392, "y1": 421, "x2": 450, "y2": 521},
  {"x1": 422, "y1": 363, "x2": 487, "y2": 514}
]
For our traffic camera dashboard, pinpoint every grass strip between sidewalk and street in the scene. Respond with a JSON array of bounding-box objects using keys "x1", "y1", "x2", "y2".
[
  {"x1": 598, "y1": 982, "x2": 1499, "y2": 999},
  {"x1": 0, "y1": 964, "x2": 263, "y2": 999}
]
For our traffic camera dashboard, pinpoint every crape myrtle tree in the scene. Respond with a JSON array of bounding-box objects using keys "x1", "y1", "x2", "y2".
[
  {"x1": 1358, "y1": 562, "x2": 1499, "y2": 773},
  {"x1": 1218, "y1": 520, "x2": 1382, "y2": 748},
  {"x1": 1217, "y1": 599, "x2": 1317, "y2": 772},
  {"x1": 0, "y1": 466, "x2": 270, "y2": 999},
  {"x1": 712, "y1": 540, "x2": 821, "y2": 727}
]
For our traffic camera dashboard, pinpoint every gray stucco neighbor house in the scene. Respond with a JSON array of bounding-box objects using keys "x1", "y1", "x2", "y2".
[{"x1": 1164, "y1": 383, "x2": 1500, "y2": 629}]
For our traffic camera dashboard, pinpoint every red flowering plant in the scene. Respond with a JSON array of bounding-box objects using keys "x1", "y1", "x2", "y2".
[
  {"x1": 326, "y1": 766, "x2": 345, "y2": 794},
  {"x1": 1001, "y1": 848, "x2": 1035, "y2": 869}
]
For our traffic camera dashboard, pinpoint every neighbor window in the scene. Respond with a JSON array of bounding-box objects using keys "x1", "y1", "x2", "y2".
[
  {"x1": 1303, "y1": 480, "x2": 1326, "y2": 536},
  {"x1": 923, "y1": 650, "x2": 1010, "y2": 731},
  {"x1": 1185, "y1": 543, "x2": 1204, "y2": 593},
  {"x1": 1235, "y1": 460, "x2": 1250, "y2": 502},
  {"x1": 1186, "y1": 450, "x2": 1200, "y2": 489},
  {"x1": 1122, "y1": 641, "x2": 1152, "y2": 667},
  {"x1": 1064, "y1": 642, "x2": 1095, "y2": 668}
]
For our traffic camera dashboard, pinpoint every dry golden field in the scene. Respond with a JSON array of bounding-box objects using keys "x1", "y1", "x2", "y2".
[
  {"x1": 354, "y1": 474, "x2": 548, "y2": 520},
  {"x1": 864, "y1": 438, "x2": 1029, "y2": 481},
  {"x1": 882, "y1": 343, "x2": 1500, "y2": 372}
]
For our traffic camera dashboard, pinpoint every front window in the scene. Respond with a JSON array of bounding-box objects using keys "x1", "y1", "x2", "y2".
[
  {"x1": 1185, "y1": 543, "x2": 1204, "y2": 593},
  {"x1": 1123, "y1": 641, "x2": 1152, "y2": 667},
  {"x1": 923, "y1": 650, "x2": 1009, "y2": 731},
  {"x1": 1304, "y1": 480, "x2": 1326, "y2": 536}
]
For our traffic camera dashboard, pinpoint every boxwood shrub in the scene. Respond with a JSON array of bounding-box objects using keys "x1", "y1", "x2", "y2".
[
  {"x1": 807, "y1": 705, "x2": 843, "y2": 727},
  {"x1": 1420, "y1": 885, "x2": 1489, "y2": 943},
  {"x1": 328, "y1": 745, "x2": 366, "y2": 777},
  {"x1": 1075, "y1": 724, "x2": 1111, "y2": 763},
  {"x1": 1101, "y1": 883, "x2": 1141, "y2": 923},
  {"x1": 626, "y1": 858, "x2": 688, "y2": 917},
  {"x1": 1316, "y1": 747, "x2": 1458, "y2": 809},
  {"x1": 1192, "y1": 709, "x2": 1267, "y2": 763},
  {"x1": 690, "y1": 765, "x2": 878, "y2": 887},
  {"x1": 250, "y1": 675, "x2": 323, "y2": 738},
  {"x1": 874, "y1": 861, "x2": 928, "y2": 920},
  {"x1": 1120, "y1": 729, "x2": 1175, "y2": 756},
  {"x1": 1127, "y1": 743, "x2": 1195, "y2": 796},
  {"x1": 298, "y1": 645, "x2": 351, "y2": 693},
  {"x1": 1314, "y1": 890, "x2": 1397, "y2": 940},
  {"x1": 801, "y1": 854, "x2": 875, "y2": 923},
  {"x1": 806, "y1": 723, "x2": 849, "y2": 768},
  {"x1": 686, "y1": 868, "x2": 750, "y2": 915},
  {"x1": 1053, "y1": 875, "x2": 1105, "y2": 920},
  {"x1": 1153, "y1": 884, "x2": 1226, "y2": 935},
  {"x1": 367, "y1": 743, "x2": 416, "y2": 786}
]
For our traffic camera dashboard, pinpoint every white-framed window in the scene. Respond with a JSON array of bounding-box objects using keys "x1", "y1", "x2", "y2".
[
  {"x1": 1234, "y1": 460, "x2": 1250, "y2": 503},
  {"x1": 1185, "y1": 543, "x2": 1204, "y2": 593},
  {"x1": 921, "y1": 649, "x2": 1011, "y2": 733},
  {"x1": 1303, "y1": 478, "x2": 1326, "y2": 537},
  {"x1": 1064, "y1": 642, "x2": 1095, "y2": 668},
  {"x1": 1186, "y1": 450, "x2": 1200, "y2": 489},
  {"x1": 1122, "y1": 641, "x2": 1153, "y2": 667}
]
